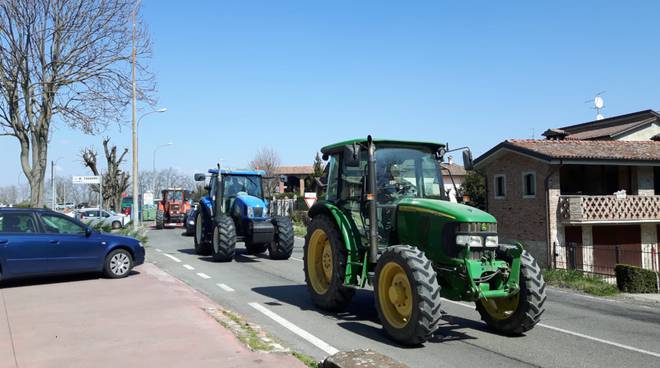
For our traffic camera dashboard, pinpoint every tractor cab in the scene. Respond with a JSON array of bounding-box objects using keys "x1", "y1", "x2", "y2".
[{"x1": 156, "y1": 188, "x2": 192, "y2": 229}]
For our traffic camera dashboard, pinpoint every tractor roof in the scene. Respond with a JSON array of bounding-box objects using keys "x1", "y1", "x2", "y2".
[
  {"x1": 321, "y1": 138, "x2": 445, "y2": 155},
  {"x1": 208, "y1": 169, "x2": 266, "y2": 176}
]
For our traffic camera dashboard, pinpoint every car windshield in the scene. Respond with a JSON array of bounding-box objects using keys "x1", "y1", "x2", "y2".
[
  {"x1": 222, "y1": 175, "x2": 262, "y2": 198},
  {"x1": 375, "y1": 145, "x2": 446, "y2": 203}
]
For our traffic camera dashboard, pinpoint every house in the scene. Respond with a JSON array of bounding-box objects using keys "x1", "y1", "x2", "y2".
[
  {"x1": 441, "y1": 157, "x2": 467, "y2": 202},
  {"x1": 474, "y1": 110, "x2": 660, "y2": 274},
  {"x1": 273, "y1": 166, "x2": 315, "y2": 196}
]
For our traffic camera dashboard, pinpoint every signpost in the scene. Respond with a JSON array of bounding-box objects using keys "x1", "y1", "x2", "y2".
[{"x1": 72, "y1": 175, "x2": 102, "y2": 211}]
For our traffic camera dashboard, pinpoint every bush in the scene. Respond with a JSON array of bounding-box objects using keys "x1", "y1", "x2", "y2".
[
  {"x1": 291, "y1": 210, "x2": 309, "y2": 226},
  {"x1": 615, "y1": 264, "x2": 660, "y2": 293}
]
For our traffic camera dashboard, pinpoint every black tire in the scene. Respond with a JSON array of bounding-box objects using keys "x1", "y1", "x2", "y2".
[
  {"x1": 111, "y1": 221, "x2": 122, "y2": 230},
  {"x1": 303, "y1": 215, "x2": 354, "y2": 310},
  {"x1": 374, "y1": 245, "x2": 442, "y2": 346},
  {"x1": 194, "y1": 211, "x2": 212, "y2": 255},
  {"x1": 269, "y1": 216, "x2": 294, "y2": 260},
  {"x1": 211, "y1": 215, "x2": 236, "y2": 262},
  {"x1": 476, "y1": 250, "x2": 547, "y2": 335},
  {"x1": 103, "y1": 248, "x2": 134, "y2": 279},
  {"x1": 156, "y1": 209, "x2": 164, "y2": 229},
  {"x1": 245, "y1": 240, "x2": 268, "y2": 254}
]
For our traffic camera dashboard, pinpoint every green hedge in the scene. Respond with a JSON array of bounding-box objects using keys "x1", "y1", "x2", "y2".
[{"x1": 614, "y1": 264, "x2": 660, "y2": 293}]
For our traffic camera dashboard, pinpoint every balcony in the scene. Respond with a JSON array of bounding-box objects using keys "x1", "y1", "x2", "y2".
[{"x1": 559, "y1": 195, "x2": 660, "y2": 223}]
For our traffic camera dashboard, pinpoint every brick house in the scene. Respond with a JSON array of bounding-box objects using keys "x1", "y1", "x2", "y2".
[{"x1": 474, "y1": 110, "x2": 660, "y2": 273}]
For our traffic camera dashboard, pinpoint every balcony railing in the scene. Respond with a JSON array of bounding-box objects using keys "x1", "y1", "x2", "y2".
[{"x1": 559, "y1": 195, "x2": 660, "y2": 223}]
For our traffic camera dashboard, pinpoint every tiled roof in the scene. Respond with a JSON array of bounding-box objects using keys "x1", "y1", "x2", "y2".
[
  {"x1": 441, "y1": 163, "x2": 467, "y2": 176},
  {"x1": 543, "y1": 110, "x2": 660, "y2": 140},
  {"x1": 504, "y1": 139, "x2": 660, "y2": 161},
  {"x1": 273, "y1": 166, "x2": 315, "y2": 175}
]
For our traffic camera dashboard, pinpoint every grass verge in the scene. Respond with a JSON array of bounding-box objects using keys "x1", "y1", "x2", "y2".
[
  {"x1": 292, "y1": 351, "x2": 319, "y2": 368},
  {"x1": 293, "y1": 224, "x2": 307, "y2": 238},
  {"x1": 543, "y1": 269, "x2": 619, "y2": 296}
]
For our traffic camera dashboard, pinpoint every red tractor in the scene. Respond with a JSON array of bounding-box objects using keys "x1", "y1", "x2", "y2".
[{"x1": 156, "y1": 188, "x2": 192, "y2": 229}]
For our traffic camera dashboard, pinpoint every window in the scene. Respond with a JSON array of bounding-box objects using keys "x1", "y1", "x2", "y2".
[
  {"x1": 0, "y1": 213, "x2": 37, "y2": 233},
  {"x1": 494, "y1": 175, "x2": 506, "y2": 199},
  {"x1": 326, "y1": 155, "x2": 339, "y2": 201},
  {"x1": 523, "y1": 172, "x2": 536, "y2": 198},
  {"x1": 40, "y1": 214, "x2": 85, "y2": 235}
]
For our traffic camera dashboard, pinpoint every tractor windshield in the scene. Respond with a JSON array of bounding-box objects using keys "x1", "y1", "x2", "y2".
[
  {"x1": 168, "y1": 191, "x2": 183, "y2": 201},
  {"x1": 375, "y1": 146, "x2": 446, "y2": 203},
  {"x1": 222, "y1": 175, "x2": 263, "y2": 198}
]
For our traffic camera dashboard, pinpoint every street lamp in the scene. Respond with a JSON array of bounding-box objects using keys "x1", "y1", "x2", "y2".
[
  {"x1": 51, "y1": 156, "x2": 64, "y2": 209},
  {"x1": 153, "y1": 142, "x2": 173, "y2": 191}
]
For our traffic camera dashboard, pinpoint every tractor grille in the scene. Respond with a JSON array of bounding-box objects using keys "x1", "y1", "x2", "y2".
[
  {"x1": 171, "y1": 204, "x2": 180, "y2": 212},
  {"x1": 253, "y1": 207, "x2": 264, "y2": 217}
]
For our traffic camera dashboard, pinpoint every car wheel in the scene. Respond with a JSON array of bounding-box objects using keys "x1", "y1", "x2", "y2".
[
  {"x1": 104, "y1": 249, "x2": 134, "y2": 278},
  {"x1": 111, "y1": 221, "x2": 122, "y2": 229}
]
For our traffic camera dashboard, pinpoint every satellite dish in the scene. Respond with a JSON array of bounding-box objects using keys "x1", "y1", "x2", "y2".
[
  {"x1": 596, "y1": 113, "x2": 604, "y2": 120},
  {"x1": 594, "y1": 96, "x2": 604, "y2": 109}
]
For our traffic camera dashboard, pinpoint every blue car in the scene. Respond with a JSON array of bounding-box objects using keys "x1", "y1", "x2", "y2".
[{"x1": 0, "y1": 208, "x2": 145, "y2": 281}]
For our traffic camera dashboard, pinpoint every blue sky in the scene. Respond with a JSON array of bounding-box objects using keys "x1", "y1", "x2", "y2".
[{"x1": 2, "y1": 0, "x2": 660, "y2": 186}]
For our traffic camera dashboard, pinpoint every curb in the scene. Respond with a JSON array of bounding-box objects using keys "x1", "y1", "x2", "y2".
[{"x1": 319, "y1": 349, "x2": 409, "y2": 368}]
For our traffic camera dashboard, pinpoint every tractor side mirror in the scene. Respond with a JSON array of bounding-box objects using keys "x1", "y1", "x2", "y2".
[
  {"x1": 194, "y1": 173, "x2": 206, "y2": 181},
  {"x1": 462, "y1": 150, "x2": 474, "y2": 171},
  {"x1": 343, "y1": 144, "x2": 361, "y2": 167}
]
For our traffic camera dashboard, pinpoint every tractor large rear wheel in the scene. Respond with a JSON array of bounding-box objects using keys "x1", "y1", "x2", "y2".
[
  {"x1": 476, "y1": 250, "x2": 547, "y2": 335},
  {"x1": 211, "y1": 215, "x2": 236, "y2": 262},
  {"x1": 155, "y1": 208, "x2": 164, "y2": 229},
  {"x1": 374, "y1": 245, "x2": 442, "y2": 346},
  {"x1": 194, "y1": 212, "x2": 212, "y2": 255},
  {"x1": 269, "y1": 216, "x2": 294, "y2": 260},
  {"x1": 303, "y1": 215, "x2": 354, "y2": 311}
]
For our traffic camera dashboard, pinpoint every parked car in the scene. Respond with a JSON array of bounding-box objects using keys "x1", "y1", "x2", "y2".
[
  {"x1": 184, "y1": 203, "x2": 199, "y2": 236},
  {"x1": 76, "y1": 208, "x2": 130, "y2": 229},
  {"x1": 0, "y1": 208, "x2": 144, "y2": 280}
]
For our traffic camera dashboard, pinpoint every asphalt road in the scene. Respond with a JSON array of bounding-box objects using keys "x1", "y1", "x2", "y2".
[{"x1": 145, "y1": 227, "x2": 660, "y2": 368}]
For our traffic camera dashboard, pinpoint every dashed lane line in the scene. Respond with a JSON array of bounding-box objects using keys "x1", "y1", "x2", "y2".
[
  {"x1": 291, "y1": 257, "x2": 303, "y2": 262},
  {"x1": 183, "y1": 264, "x2": 195, "y2": 270},
  {"x1": 155, "y1": 248, "x2": 162, "y2": 252},
  {"x1": 441, "y1": 298, "x2": 660, "y2": 358},
  {"x1": 249, "y1": 302, "x2": 338, "y2": 356},
  {"x1": 163, "y1": 254, "x2": 181, "y2": 263},
  {"x1": 196, "y1": 272, "x2": 211, "y2": 279},
  {"x1": 217, "y1": 283, "x2": 235, "y2": 292}
]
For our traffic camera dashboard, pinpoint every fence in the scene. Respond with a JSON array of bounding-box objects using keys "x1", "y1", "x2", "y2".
[
  {"x1": 269, "y1": 198, "x2": 295, "y2": 217},
  {"x1": 555, "y1": 242, "x2": 659, "y2": 282}
]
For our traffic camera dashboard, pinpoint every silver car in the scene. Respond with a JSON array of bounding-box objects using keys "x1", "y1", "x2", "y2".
[{"x1": 77, "y1": 208, "x2": 130, "y2": 229}]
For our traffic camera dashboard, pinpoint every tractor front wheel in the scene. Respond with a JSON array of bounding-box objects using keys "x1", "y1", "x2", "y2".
[
  {"x1": 374, "y1": 245, "x2": 442, "y2": 346},
  {"x1": 155, "y1": 208, "x2": 164, "y2": 229},
  {"x1": 194, "y1": 212, "x2": 212, "y2": 255},
  {"x1": 211, "y1": 215, "x2": 236, "y2": 262},
  {"x1": 476, "y1": 250, "x2": 547, "y2": 335},
  {"x1": 303, "y1": 215, "x2": 354, "y2": 310},
  {"x1": 269, "y1": 216, "x2": 294, "y2": 260}
]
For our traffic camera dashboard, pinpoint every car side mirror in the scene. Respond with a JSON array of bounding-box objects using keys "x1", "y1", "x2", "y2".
[
  {"x1": 462, "y1": 150, "x2": 474, "y2": 171},
  {"x1": 343, "y1": 143, "x2": 361, "y2": 167},
  {"x1": 85, "y1": 227, "x2": 93, "y2": 237},
  {"x1": 194, "y1": 173, "x2": 206, "y2": 181}
]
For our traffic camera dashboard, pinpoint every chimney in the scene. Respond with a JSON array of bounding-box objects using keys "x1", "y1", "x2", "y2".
[{"x1": 447, "y1": 155, "x2": 453, "y2": 165}]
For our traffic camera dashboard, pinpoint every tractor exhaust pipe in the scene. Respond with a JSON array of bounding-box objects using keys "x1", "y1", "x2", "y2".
[{"x1": 367, "y1": 135, "x2": 378, "y2": 264}]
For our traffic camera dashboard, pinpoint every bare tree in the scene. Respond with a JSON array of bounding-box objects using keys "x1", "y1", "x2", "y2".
[
  {"x1": 139, "y1": 168, "x2": 194, "y2": 197},
  {"x1": 0, "y1": 0, "x2": 154, "y2": 207},
  {"x1": 249, "y1": 147, "x2": 281, "y2": 195},
  {"x1": 80, "y1": 137, "x2": 129, "y2": 211}
]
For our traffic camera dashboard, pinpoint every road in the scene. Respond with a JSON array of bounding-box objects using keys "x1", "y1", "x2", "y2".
[{"x1": 145, "y1": 227, "x2": 660, "y2": 368}]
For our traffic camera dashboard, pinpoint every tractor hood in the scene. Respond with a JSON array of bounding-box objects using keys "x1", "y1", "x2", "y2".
[
  {"x1": 235, "y1": 193, "x2": 266, "y2": 208},
  {"x1": 397, "y1": 198, "x2": 496, "y2": 223},
  {"x1": 234, "y1": 193, "x2": 268, "y2": 219}
]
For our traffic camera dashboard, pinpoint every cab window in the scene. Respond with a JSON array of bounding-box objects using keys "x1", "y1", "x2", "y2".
[
  {"x1": 0, "y1": 213, "x2": 37, "y2": 233},
  {"x1": 40, "y1": 214, "x2": 85, "y2": 235}
]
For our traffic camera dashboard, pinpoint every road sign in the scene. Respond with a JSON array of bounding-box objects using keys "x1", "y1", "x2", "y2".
[
  {"x1": 304, "y1": 192, "x2": 317, "y2": 209},
  {"x1": 72, "y1": 175, "x2": 101, "y2": 185}
]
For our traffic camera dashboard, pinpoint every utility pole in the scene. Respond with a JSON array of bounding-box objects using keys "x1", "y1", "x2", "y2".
[
  {"x1": 51, "y1": 160, "x2": 55, "y2": 209},
  {"x1": 131, "y1": 1, "x2": 140, "y2": 230}
]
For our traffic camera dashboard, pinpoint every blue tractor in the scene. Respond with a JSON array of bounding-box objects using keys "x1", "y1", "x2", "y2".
[{"x1": 193, "y1": 168, "x2": 294, "y2": 261}]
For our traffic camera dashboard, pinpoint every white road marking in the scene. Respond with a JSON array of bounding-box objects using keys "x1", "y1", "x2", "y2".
[
  {"x1": 217, "y1": 283, "x2": 235, "y2": 292},
  {"x1": 249, "y1": 302, "x2": 338, "y2": 355},
  {"x1": 196, "y1": 272, "x2": 211, "y2": 279},
  {"x1": 155, "y1": 248, "x2": 162, "y2": 252},
  {"x1": 163, "y1": 254, "x2": 181, "y2": 263},
  {"x1": 183, "y1": 264, "x2": 195, "y2": 270},
  {"x1": 441, "y1": 298, "x2": 660, "y2": 358},
  {"x1": 291, "y1": 257, "x2": 303, "y2": 262}
]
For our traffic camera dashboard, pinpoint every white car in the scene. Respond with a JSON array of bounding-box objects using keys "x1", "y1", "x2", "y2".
[{"x1": 76, "y1": 208, "x2": 130, "y2": 229}]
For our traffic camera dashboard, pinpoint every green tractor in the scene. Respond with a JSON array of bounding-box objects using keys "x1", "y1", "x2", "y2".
[{"x1": 304, "y1": 137, "x2": 546, "y2": 345}]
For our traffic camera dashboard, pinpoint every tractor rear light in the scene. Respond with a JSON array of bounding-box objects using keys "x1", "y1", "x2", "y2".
[
  {"x1": 456, "y1": 235, "x2": 483, "y2": 247},
  {"x1": 485, "y1": 236, "x2": 498, "y2": 247}
]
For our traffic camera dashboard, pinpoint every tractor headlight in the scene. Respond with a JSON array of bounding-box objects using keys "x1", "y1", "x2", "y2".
[
  {"x1": 247, "y1": 207, "x2": 254, "y2": 218},
  {"x1": 456, "y1": 235, "x2": 483, "y2": 247},
  {"x1": 485, "y1": 236, "x2": 499, "y2": 247}
]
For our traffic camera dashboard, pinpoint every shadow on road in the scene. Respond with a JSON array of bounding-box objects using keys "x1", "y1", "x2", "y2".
[{"x1": 0, "y1": 270, "x2": 141, "y2": 289}]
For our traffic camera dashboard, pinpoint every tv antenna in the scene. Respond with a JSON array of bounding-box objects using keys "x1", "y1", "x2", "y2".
[{"x1": 585, "y1": 91, "x2": 605, "y2": 120}]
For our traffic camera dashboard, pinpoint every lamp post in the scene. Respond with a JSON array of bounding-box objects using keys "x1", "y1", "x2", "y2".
[
  {"x1": 153, "y1": 142, "x2": 173, "y2": 192},
  {"x1": 51, "y1": 156, "x2": 64, "y2": 209}
]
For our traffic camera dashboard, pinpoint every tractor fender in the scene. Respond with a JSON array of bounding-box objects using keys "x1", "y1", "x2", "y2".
[
  {"x1": 157, "y1": 202, "x2": 165, "y2": 212},
  {"x1": 308, "y1": 201, "x2": 362, "y2": 258},
  {"x1": 198, "y1": 196, "x2": 214, "y2": 226}
]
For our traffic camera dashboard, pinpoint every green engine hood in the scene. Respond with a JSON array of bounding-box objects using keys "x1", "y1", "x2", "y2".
[{"x1": 397, "y1": 198, "x2": 496, "y2": 223}]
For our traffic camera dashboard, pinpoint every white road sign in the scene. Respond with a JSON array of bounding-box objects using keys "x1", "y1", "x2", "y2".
[{"x1": 72, "y1": 175, "x2": 101, "y2": 185}]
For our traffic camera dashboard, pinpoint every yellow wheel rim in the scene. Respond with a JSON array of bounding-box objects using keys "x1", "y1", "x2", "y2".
[
  {"x1": 378, "y1": 262, "x2": 413, "y2": 329},
  {"x1": 307, "y1": 229, "x2": 333, "y2": 295},
  {"x1": 481, "y1": 294, "x2": 520, "y2": 320}
]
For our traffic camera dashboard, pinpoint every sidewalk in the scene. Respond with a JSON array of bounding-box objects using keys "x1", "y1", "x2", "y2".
[{"x1": 0, "y1": 263, "x2": 305, "y2": 368}]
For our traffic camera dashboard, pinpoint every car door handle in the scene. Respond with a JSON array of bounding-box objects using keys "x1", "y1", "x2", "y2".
[{"x1": 50, "y1": 240, "x2": 60, "y2": 245}]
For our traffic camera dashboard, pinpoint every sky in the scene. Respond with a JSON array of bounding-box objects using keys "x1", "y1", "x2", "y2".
[{"x1": 3, "y1": 0, "x2": 660, "y2": 186}]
